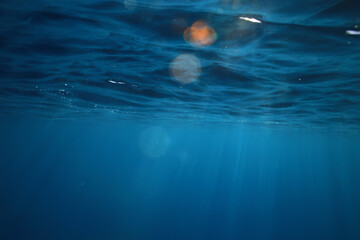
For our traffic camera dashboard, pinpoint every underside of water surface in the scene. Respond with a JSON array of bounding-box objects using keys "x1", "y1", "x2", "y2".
[{"x1": 0, "y1": 0, "x2": 360, "y2": 132}]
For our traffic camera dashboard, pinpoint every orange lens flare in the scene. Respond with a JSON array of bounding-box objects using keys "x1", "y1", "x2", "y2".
[{"x1": 183, "y1": 20, "x2": 217, "y2": 47}]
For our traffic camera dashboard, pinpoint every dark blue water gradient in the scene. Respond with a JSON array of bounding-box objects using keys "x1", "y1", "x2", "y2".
[
  {"x1": 0, "y1": 120, "x2": 360, "y2": 240},
  {"x1": 0, "y1": 0, "x2": 360, "y2": 131}
]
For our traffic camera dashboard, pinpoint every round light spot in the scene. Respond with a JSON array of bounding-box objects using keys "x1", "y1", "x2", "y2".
[
  {"x1": 184, "y1": 20, "x2": 217, "y2": 47},
  {"x1": 170, "y1": 54, "x2": 201, "y2": 84},
  {"x1": 139, "y1": 126, "x2": 169, "y2": 159}
]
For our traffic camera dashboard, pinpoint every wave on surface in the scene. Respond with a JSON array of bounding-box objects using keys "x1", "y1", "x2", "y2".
[{"x1": 0, "y1": 0, "x2": 359, "y2": 131}]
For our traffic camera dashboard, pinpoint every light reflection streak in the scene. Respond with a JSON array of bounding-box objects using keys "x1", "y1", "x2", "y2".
[
  {"x1": 239, "y1": 17, "x2": 262, "y2": 23},
  {"x1": 346, "y1": 30, "x2": 360, "y2": 35}
]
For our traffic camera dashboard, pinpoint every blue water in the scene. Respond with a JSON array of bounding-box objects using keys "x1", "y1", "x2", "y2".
[{"x1": 1, "y1": 0, "x2": 360, "y2": 239}]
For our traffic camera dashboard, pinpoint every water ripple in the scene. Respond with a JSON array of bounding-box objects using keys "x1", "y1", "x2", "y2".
[{"x1": 0, "y1": 0, "x2": 359, "y2": 131}]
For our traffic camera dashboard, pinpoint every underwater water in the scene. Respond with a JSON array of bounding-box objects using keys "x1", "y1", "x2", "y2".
[{"x1": 1, "y1": 0, "x2": 360, "y2": 239}]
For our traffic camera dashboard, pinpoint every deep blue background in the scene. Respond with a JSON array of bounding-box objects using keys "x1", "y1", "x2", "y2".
[{"x1": 0, "y1": 119, "x2": 360, "y2": 239}]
